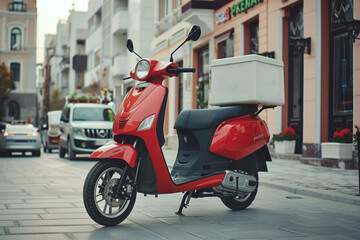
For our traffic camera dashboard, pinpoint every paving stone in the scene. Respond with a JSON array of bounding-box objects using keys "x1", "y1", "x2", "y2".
[
  {"x1": 0, "y1": 200, "x2": 24, "y2": 204},
  {"x1": 217, "y1": 228, "x2": 302, "y2": 239},
  {"x1": 0, "y1": 221, "x2": 16, "y2": 227},
  {"x1": 40, "y1": 213, "x2": 89, "y2": 220},
  {"x1": 45, "y1": 208, "x2": 86, "y2": 214},
  {"x1": 284, "y1": 226, "x2": 360, "y2": 237},
  {"x1": 8, "y1": 203, "x2": 74, "y2": 209},
  {"x1": 0, "y1": 234, "x2": 70, "y2": 240},
  {"x1": 73, "y1": 229, "x2": 166, "y2": 240},
  {"x1": 20, "y1": 219, "x2": 95, "y2": 226},
  {"x1": 0, "y1": 209, "x2": 47, "y2": 215},
  {"x1": 129, "y1": 220, "x2": 202, "y2": 240},
  {"x1": 7, "y1": 225, "x2": 97, "y2": 234},
  {"x1": 0, "y1": 215, "x2": 41, "y2": 221},
  {"x1": 25, "y1": 198, "x2": 82, "y2": 204}
]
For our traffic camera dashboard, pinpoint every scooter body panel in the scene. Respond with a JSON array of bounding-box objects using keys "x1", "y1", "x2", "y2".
[
  {"x1": 111, "y1": 82, "x2": 226, "y2": 194},
  {"x1": 90, "y1": 143, "x2": 138, "y2": 167},
  {"x1": 210, "y1": 116, "x2": 270, "y2": 160}
]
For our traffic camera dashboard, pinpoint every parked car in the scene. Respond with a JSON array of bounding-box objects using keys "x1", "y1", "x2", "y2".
[
  {"x1": 0, "y1": 124, "x2": 41, "y2": 156},
  {"x1": 59, "y1": 103, "x2": 114, "y2": 160},
  {"x1": 41, "y1": 110, "x2": 62, "y2": 153}
]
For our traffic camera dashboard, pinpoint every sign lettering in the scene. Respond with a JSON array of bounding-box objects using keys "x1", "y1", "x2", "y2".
[{"x1": 216, "y1": 0, "x2": 263, "y2": 25}]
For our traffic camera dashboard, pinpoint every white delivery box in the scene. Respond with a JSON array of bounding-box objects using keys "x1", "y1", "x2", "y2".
[{"x1": 210, "y1": 54, "x2": 284, "y2": 106}]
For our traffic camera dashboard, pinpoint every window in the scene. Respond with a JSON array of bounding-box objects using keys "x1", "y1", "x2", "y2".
[
  {"x1": 250, "y1": 20, "x2": 259, "y2": 54},
  {"x1": 161, "y1": 0, "x2": 168, "y2": 20},
  {"x1": 9, "y1": 0, "x2": 26, "y2": 12},
  {"x1": 10, "y1": 63, "x2": 20, "y2": 82},
  {"x1": 95, "y1": 49, "x2": 101, "y2": 66},
  {"x1": 197, "y1": 46, "x2": 210, "y2": 109},
  {"x1": 216, "y1": 30, "x2": 234, "y2": 59},
  {"x1": 8, "y1": 100, "x2": 20, "y2": 120},
  {"x1": 10, "y1": 28, "x2": 22, "y2": 51}
]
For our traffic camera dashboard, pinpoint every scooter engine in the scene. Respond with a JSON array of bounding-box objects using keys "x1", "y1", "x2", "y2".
[{"x1": 213, "y1": 171, "x2": 257, "y2": 197}]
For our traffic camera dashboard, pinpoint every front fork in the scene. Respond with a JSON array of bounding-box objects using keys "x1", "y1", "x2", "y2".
[{"x1": 114, "y1": 139, "x2": 140, "y2": 197}]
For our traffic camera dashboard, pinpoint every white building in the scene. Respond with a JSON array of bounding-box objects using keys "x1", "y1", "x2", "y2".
[
  {"x1": 42, "y1": 9, "x2": 88, "y2": 110},
  {"x1": 85, "y1": 0, "x2": 154, "y2": 110}
]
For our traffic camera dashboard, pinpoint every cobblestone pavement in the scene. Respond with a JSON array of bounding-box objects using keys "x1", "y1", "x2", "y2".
[{"x1": 0, "y1": 151, "x2": 359, "y2": 240}]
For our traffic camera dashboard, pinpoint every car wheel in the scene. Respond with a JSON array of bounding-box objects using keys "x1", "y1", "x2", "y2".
[{"x1": 68, "y1": 140, "x2": 76, "y2": 160}]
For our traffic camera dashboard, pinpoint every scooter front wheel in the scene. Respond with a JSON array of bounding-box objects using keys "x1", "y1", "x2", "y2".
[{"x1": 83, "y1": 160, "x2": 136, "y2": 226}]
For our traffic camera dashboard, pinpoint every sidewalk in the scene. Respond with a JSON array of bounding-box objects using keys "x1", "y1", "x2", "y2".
[{"x1": 162, "y1": 148, "x2": 360, "y2": 206}]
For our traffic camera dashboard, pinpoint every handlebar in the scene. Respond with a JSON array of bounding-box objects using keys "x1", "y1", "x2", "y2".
[{"x1": 166, "y1": 66, "x2": 196, "y2": 76}]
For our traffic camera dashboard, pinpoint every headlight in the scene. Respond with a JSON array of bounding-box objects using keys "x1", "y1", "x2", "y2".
[
  {"x1": 136, "y1": 60, "x2": 150, "y2": 79},
  {"x1": 72, "y1": 127, "x2": 83, "y2": 135},
  {"x1": 137, "y1": 114, "x2": 155, "y2": 131}
]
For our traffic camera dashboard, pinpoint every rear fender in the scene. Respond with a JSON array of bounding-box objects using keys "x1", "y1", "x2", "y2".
[{"x1": 90, "y1": 143, "x2": 137, "y2": 168}]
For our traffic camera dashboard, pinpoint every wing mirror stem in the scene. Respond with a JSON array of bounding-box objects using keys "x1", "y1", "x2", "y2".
[
  {"x1": 126, "y1": 39, "x2": 142, "y2": 59},
  {"x1": 169, "y1": 25, "x2": 201, "y2": 62}
]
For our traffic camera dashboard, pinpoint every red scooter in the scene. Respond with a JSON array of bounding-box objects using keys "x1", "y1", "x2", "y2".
[{"x1": 83, "y1": 25, "x2": 273, "y2": 226}]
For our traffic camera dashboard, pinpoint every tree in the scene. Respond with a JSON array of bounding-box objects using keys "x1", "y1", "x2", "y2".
[
  {"x1": 0, "y1": 63, "x2": 16, "y2": 120},
  {"x1": 49, "y1": 88, "x2": 65, "y2": 111}
]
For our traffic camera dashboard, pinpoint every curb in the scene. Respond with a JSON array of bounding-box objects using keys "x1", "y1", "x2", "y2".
[{"x1": 260, "y1": 181, "x2": 360, "y2": 206}]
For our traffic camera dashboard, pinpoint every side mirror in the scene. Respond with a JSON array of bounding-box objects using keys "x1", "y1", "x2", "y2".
[
  {"x1": 187, "y1": 25, "x2": 201, "y2": 41},
  {"x1": 126, "y1": 39, "x2": 142, "y2": 59},
  {"x1": 170, "y1": 25, "x2": 201, "y2": 62},
  {"x1": 127, "y1": 39, "x2": 134, "y2": 53}
]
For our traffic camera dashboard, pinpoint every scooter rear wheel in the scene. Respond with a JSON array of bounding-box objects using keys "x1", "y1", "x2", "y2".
[
  {"x1": 221, "y1": 172, "x2": 258, "y2": 211},
  {"x1": 83, "y1": 160, "x2": 136, "y2": 226}
]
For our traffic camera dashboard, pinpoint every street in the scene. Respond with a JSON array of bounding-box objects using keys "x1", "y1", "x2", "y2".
[{"x1": 0, "y1": 151, "x2": 360, "y2": 240}]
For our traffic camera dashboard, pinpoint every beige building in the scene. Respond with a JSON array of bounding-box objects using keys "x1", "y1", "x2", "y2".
[
  {"x1": 0, "y1": 0, "x2": 37, "y2": 123},
  {"x1": 153, "y1": 0, "x2": 360, "y2": 160}
]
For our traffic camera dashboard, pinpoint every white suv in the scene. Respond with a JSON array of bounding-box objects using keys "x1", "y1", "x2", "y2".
[{"x1": 59, "y1": 103, "x2": 114, "y2": 160}]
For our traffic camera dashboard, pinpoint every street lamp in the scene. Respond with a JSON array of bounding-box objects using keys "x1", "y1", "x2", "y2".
[{"x1": 290, "y1": 37, "x2": 311, "y2": 55}]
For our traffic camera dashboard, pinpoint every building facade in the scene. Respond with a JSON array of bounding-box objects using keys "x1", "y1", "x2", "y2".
[
  {"x1": 85, "y1": 0, "x2": 154, "y2": 111},
  {"x1": 153, "y1": 0, "x2": 360, "y2": 158},
  {"x1": 0, "y1": 0, "x2": 37, "y2": 123}
]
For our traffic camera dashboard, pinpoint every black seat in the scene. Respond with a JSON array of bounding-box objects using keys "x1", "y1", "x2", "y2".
[{"x1": 174, "y1": 105, "x2": 258, "y2": 130}]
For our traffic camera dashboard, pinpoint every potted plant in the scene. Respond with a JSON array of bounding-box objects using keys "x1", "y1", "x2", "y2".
[
  {"x1": 68, "y1": 92, "x2": 78, "y2": 103},
  {"x1": 321, "y1": 128, "x2": 354, "y2": 159},
  {"x1": 272, "y1": 127, "x2": 298, "y2": 154},
  {"x1": 78, "y1": 95, "x2": 88, "y2": 103}
]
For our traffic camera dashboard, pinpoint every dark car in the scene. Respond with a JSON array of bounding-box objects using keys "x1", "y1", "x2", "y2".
[{"x1": 0, "y1": 124, "x2": 41, "y2": 156}]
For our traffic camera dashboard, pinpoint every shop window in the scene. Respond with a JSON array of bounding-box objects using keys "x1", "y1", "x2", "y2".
[
  {"x1": 10, "y1": 63, "x2": 20, "y2": 82},
  {"x1": 250, "y1": 20, "x2": 259, "y2": 54},
  {"x1": 10, "y1": 27, "x2": 22, "y2": 51},
  {"x1": 216, "y1": 30, "x2": 234, "y2": 59},
  {"x1": 329, "y1": 0, "x2": 353, "y2": 132},
  {"x1": 197, "y1": 46, "x2": 209, "y2": 109}
]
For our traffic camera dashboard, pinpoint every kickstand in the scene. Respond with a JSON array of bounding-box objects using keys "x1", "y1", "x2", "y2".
[{"x1": 175, "y1": 191, "x2": 193, "y2": 216}]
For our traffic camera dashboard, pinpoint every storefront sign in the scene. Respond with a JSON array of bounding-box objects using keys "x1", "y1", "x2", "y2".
[{"x1": 215, "y1": 0, "x2": 263, "y2": 25}]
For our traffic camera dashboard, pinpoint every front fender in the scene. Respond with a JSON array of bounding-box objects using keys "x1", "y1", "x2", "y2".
[{"x1": 90, "y1": 143, "x2": 137, "y2": 168}]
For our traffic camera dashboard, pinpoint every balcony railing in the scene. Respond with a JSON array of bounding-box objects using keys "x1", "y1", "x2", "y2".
[{"x1": 8, "y1": 2, "x2": 27, "y2": 12}]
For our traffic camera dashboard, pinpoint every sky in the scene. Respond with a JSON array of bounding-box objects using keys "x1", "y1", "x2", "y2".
[{"x1": 36, "y1": 0, "x2": 88, "y2": 64}]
